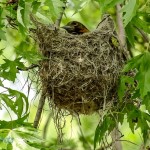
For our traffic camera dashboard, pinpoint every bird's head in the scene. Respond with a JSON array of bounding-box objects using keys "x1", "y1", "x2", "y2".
[{"x1": 61, "y1": 21, "x2": 89, "y2": 35}]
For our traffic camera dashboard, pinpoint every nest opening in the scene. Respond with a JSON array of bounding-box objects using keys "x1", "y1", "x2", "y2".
[{"x1": 34, "y1": 15, "x2": 126, "y2": 114}]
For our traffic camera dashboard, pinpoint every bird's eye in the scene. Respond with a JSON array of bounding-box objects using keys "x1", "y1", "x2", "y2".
[{"x1": 72, "y1": 22, "x2": 78, "y2": 26}]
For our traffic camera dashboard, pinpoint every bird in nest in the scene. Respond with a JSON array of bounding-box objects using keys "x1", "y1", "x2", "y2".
[{"x1": 62, "y1": 21, "x2": 89, "y2": 35}]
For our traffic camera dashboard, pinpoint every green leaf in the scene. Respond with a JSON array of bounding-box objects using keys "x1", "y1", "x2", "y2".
[
  {"x1": 103, "y1": 0, "x2": 124, "y2": 10},
  {"x1": 118, "y1": 109, "x2": 125, "y2": 125},
  {"x1": 131, "y1": 89, "x2": 140, "y2": 99},
  {"x1": 0, "y1": 58, "x2": 25, "y2": 82},
  {"x1": 7, "y1": 143, "x2": 13, "y2": 150},
  {"x1": 122, "y1": 52, "x2": 150, "y2": 99},
  {"x1": 139, "y1": 1, "x2": 150, "y2": 13},
  {"x1": 141, "y1": 112, "x2": 150, "y2": 123},
  {"x1": 0, "y1": 88, "x2": 29, "y2": 118},
  {"x1": 18, "y1": 23, "x2": 26, "y2": 38},
  {"x1": 135, "y1": 52, "x2": 150, "y2": 98},
  {"x1": 44, "y1": 0, "x2": 64, "y2": 22},
  {"x1": 17, "y1": 4, "x2": 25, "y2": 27},
  {"x1": 0, "y1": 48, "x2": 5, "y2": 56},
  {"x1": 45, "y1": 0, "x2": 57, "y2": 20},
  {"x1": 32, "y1": 1, "x2": 41, "y2": 14},
  {"x1": 0, "y1": 94, "x2": 17, "y2": 115},
  {"x1": 125, "y1": 23, "x2": 135, "y2": 47},
  {"x1": 136, "y1": 70, "x2": 150, "y2": 98},
  {"x1": 94, "y1": 124, "x2": 100, "y2": 150},
  {"x1": 126, "y1": 103, "x2": 138, "y2": 133},
  {"x1": 121, "y1": 52, "x2": 150, "y2": 101},
  {"x1": 0, "y1": 7, "x2": 5, "y2": 27},
  {"x1": 17, "y1": 0, "x2": 31, "y2": 36},
  {"x1": 23, "y1": 2, "x2": 31, "y2": 28},
  {"x1": 118, "y1": 75, "x2": 134, "y2": 101},
  {"x1": 136, "y1": 112, "x2": 149, "y2": 143},
  {"x1": 122, "y1": 53, "x2": 143, "y2": 72},
  {"x1": 8, "y1": 89, "x2": 29, "y2": 117},
  {"x1": 34, "y1": 0, "x2": 64, "y2": 24},
  {"x1": 121, "y1": 0, "x2": 138, "y2": 27},
  {"x1": 0, "y1": 125, "x2": 43, "y2": 150},
  {"x1": 126, "y1": 102, "x2": 150, "y2": 138},
  {"x1": 0, "y1": 129, "x2": 11, "y2": 149},
  {"x1": 0, "y1": 79, "x2": 3, "y2": 86},
  {"x1": 0, "y1": 30, "x2": 6, "y2": 41},
  {"x1": 0, "y1": 114, "x2": 30, "y2": 129},
  {"x1": 95, "y1": 0, "x2": 124, "y2": 14},
  {"x1": 15, "y1": 41, "x2": 42, "y2": 64},
  {"x1": 72, "y1": 0, "x2": 90, "y2": 15},
  {"x1": 94, "y1": 115, "x2": 115, "y2": 150},
  {"x1": 132, "y1": 15, "x2": 150, "y2": 34},
  {"x1": 10, "y1": 127, "x2": 44, "y2": 149},
  {"x1": 143, "y1": 93, "x2": 150, "y2": 113}
]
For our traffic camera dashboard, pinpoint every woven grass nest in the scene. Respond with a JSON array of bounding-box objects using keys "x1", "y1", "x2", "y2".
[{"x1": 34, "y1": 15, "x2": 126, "y2": 115}]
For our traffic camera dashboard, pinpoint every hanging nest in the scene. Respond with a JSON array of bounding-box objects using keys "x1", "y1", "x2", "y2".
[{"x1": 33, "y1": 15, "x2": 126, "y2": 114}]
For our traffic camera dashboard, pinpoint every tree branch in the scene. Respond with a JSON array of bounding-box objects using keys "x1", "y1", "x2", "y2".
[
  {"x1": 111, "y1": 127, "x2": 122, "y2": 150},
  {"x1": 116, "y1": 4, "x2": 126, "y2": 48},
  {"x1": 55, "y1": 1, "x2": 67, "y2": 28},
  {"x1": 116, "y1": 4, "x2": 131, "y2": 59},
  {"x1": 33, "y1": 89, "x2": 47, "y2": 128}
]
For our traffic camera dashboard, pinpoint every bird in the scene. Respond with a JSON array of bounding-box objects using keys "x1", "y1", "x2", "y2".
[{"x1": 61, "y1": 21, "x2": 89, "y2": 35}]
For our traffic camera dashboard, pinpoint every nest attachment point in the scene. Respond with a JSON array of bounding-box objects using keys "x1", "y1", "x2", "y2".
[{"x1": 34, "y1": 15, "x2": 126, "y2": 114}]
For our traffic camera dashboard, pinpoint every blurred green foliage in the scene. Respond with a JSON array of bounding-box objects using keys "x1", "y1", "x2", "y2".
[{"x1": 0, "y1": 0, "x2": 150, "y2": 149}]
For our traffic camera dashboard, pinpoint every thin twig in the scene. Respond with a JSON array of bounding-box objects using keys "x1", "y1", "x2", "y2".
[
  {"x1": 119, "y1": 140, "x2": 138, "y2": 146},
  {"x1": 55, "y1": 1, "x2": 67, "y2": 28},
  {"x1": 17, "y1": 64, "x2": 39, "y2": 71},
  {"x1": 135, "y1": 26, "x2": 149, "y2": 43},
  {"x1": 33, "y1": 89, "x2": 47, "y2": 128}
]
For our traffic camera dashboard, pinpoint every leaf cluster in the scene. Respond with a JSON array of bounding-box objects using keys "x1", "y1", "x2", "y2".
[
  {"x1": 119, "y1": 52, "x2": 150, "y2": 141},
  {"x1": 94, "y1": 52, "x2": 150, "y2": 149}
]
